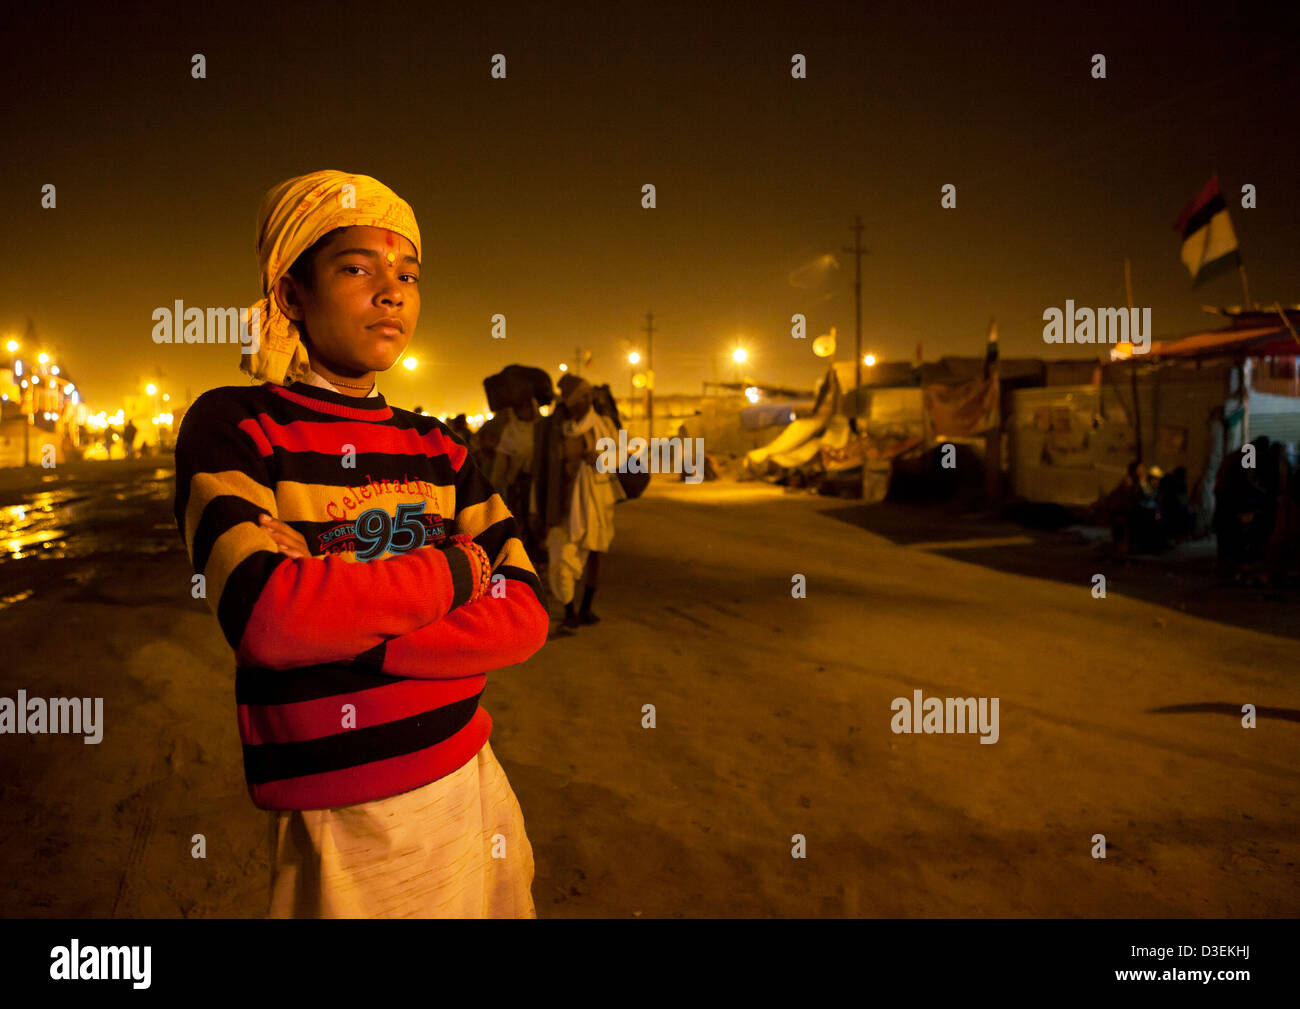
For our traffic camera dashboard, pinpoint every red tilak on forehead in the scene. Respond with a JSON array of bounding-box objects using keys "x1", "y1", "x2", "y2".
[{"x1": 384, "y1": 231, "x2": 396, "y2": 247}]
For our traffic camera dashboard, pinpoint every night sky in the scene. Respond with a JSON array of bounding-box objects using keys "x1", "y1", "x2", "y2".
[{"x1": 3, "y1": 1, "x2": 1297, "y2": 415}]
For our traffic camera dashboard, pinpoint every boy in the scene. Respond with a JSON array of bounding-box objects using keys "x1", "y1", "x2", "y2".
[{"x1": 172, "y1": 170, "x2": 549, "y2": 917}]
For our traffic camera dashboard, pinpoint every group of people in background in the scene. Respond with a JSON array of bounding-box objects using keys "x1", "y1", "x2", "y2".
[
  {"x1": 1112, "y1": 460, "x2": 1194, "y2": 556},
  {"x1": 1112, "y1": 438, "x2": 1300, "y2": 586},
  {"x1": 459, "y1": 372, "x2": 628, "y2": 636},
  {"x1": 1213, "y1": 435, "x2": 1300, "y2": 585}
]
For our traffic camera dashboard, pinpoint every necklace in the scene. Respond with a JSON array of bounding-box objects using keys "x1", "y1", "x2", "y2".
[{"x1": 328, "y1": 377, "x2": 375, "y2": 392}]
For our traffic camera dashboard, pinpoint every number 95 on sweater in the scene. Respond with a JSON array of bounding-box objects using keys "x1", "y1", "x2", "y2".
[{"x1": 352, "y1": 501, "x2": 453, "y2": 561}]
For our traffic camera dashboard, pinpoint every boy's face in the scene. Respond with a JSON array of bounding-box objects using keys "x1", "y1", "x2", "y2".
[{"x1": 275, "y1": 225, "x2": 420, "y2": 375}]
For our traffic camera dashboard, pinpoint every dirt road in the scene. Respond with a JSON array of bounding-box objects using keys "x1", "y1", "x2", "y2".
[{"x1": 1, "y1": 461, "x2": 1296, "y2": 916}]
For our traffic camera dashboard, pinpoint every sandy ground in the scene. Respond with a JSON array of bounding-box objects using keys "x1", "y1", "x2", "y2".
[{"x1": 0, "y1": 458, "x2": 1297, "y2": 917}]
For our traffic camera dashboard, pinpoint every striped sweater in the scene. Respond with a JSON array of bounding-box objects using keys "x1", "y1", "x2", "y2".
[{"x1": 172, "y1": 379, "x2": 549, "y2": 811}]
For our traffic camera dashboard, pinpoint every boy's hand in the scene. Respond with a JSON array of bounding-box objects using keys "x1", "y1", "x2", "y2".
[{"x1": 259, "y1": 513, "x2": 312, "y2": 558}]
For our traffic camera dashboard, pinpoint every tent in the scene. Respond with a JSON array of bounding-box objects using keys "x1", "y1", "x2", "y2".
[{"x1": 744, "y1": 362, "x2": 917, "y2": 486}]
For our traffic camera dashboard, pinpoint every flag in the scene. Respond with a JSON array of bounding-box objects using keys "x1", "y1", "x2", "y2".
[
  {"x1": 922, "y1": 374, "x2": 999, "y2": 439},
  {"x1": 922, "y1": 324, "x2": 999, "y2": 440},
  {"x1": 1173, "y1": 175, "x2": 1241, "y2": 286}
]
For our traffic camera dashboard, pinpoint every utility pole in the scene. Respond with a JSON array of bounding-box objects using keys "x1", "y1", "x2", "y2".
[
  {"x1": 643, "y1": 310, "x2": 655, "y2": 440},
  {"x1": 1124, "y1": 257, "x2": 1142, "y2": 462},
  {"x1": 842, "y1": 215, "x2": 869, "y2": 401}
]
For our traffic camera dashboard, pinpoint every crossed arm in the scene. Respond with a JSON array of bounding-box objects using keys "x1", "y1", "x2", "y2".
[{"x1": 260, "y1": 514, "x2": 548, "y2": 679}]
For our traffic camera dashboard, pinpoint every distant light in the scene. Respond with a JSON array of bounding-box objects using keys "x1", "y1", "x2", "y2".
[
  {"x1": 5, "y1": 340, "x2": 16, "y2": 353},
  {"x1": 486, "y1": 411, "x2": 494, "y2": 420},
  {"x1": 632, "y1": 374, "x2": 646, "y2": 389},
  {"x1": 145, "y1": 383, "x2": 157, "y2": 395},
  {"x1": 558, "y1": 363, "x2": 568, "y2": 373},
  {"x1": 403, "y1": 357, "x2": 418, "y2": 370},
  {"x1": 744, "y1": 386, "x2": 760, "y2": 404},
  {"x1": 14, "y1": 361, "x2": 21, "y2": 376},
  {"x1": 51, "y1": 365, "x2": 60, "y2": 375},
  {"x1": 732, "y1": 347, "x2": 748, "y2": 364},
  {"x1": 789, "y1": 411, "x2": 796, "y2": 422},
  {"x1": 864, "y1": 354, "x2": 876, "y2": 367},
  {"x1": 20, "y1": 380, "x2": 27, "y2": 388},
  {"x1": 162, "y1": 393, "x2": 169, "y2": 402},
  {"x1": 64, "y1": 384, "x2": 74, "y2": 395},
  {"x1": 38, "y1": 353, "x2": 48, "y2": 364},
  {"x1": 628, "y1": 352, "x2": 641, "y2": 365}
]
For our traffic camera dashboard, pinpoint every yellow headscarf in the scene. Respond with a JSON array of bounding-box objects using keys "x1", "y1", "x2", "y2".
[{"x1": 241, "y1": 170, "x2": 422, "y2": 386}]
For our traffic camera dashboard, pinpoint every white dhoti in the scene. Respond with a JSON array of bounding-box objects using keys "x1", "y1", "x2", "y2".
[
  {"x1": 266, "y1": 740, "x2": 536, "y2": 918},
  {"x1": 546, "y1": 412, "x2": 622, "y2": 605}
]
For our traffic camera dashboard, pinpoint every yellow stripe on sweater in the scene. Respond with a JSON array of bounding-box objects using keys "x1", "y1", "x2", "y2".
[{"x1": 184, "y1": 470, "x2": 278, "y2": 560}]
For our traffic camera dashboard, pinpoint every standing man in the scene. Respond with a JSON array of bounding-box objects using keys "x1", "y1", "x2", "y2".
[
  {"x1": 537, "y1": 375, "x2": 624, "y2": 633},
  {"x1": 123, "y1": 418, "x2": 137, "y2": 459}
]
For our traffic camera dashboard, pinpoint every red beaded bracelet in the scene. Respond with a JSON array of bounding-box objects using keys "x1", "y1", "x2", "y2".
[{"x1": 449, "y1": 534, "x2": 492, "y2": 600}]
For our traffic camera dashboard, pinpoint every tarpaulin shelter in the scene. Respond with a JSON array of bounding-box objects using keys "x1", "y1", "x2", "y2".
[
  {"x1": 745, "y1": 361, "x2": 920, "y2": 487},
  {"x1": 738, "y1": 400, "x2": 813, "y2": 430},
  {"x1": 1006, "y1": 307, "x2": 1300, "y2": 521},
  {"x1": 1113, "y1": 306, "x2": 1300, "y2": 361}
]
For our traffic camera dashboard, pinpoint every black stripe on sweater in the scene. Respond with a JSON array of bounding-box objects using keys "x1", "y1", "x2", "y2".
[
  {"x1": 241, "y1": 694, "x2": 481, "y2": 783},
  {"x1": 266, "y1": 451, "x2": 459, "y2": 489},
  {"x1": 496, "y1": 563, "x2": 543, "y2": 597},
  {"x1": 235, "y1": 660, "x2": 405, "y2": 706}
]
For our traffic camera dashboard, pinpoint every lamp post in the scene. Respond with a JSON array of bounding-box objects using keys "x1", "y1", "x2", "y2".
[
  {"x1": 627, "y1": 351, "x2": 640, "y2": 425},
  {"x1": 642, "y1": 312, "x2": 655, "y2": 441}
]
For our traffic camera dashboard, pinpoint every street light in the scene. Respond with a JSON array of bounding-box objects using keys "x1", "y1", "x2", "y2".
[
  {"x1": 403, "y1": 357, "x2": 418, "y2": 370},
  {"x1": 732, "y1": 345, "x2": 748, "y2": 383},
  {"x1": 627, "y1": 352, "x2": 641, "y2": 421},
  {"x1": 864, "y1": 353, "x2": 876, "y2": 367},
  {"x1": 5, "y1": 340, "x2": 17, "y2": 353}
]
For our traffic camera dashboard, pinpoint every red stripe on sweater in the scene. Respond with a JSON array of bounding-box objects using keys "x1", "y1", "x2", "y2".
[
  {"x1": 248, "y1": 706, "x2": 492, "y2": 810},
  {"x1": 237, "y1": 417, "x2": 274, "y2": 456},
  {"x1": 240, "y1": 676, "x2": 486, "y2": 746},
  {"x1": 247, "y1": 413, "x2": 465, "y2": 463}
]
